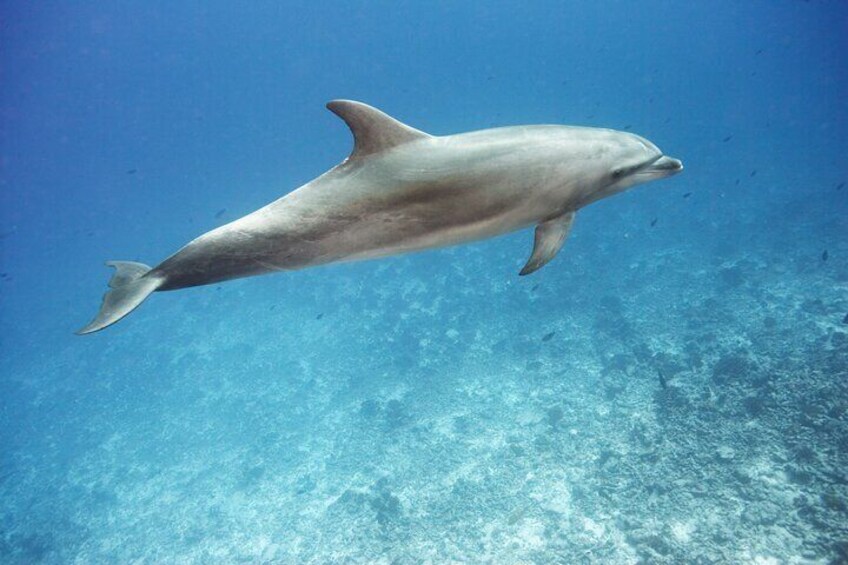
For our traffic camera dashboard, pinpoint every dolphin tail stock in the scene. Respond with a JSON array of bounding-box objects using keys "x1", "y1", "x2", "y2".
[{"x1": 76, "y1": 261, "x2": 163, "y2": 335}]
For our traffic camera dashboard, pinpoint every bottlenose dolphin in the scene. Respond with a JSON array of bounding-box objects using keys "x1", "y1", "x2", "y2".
[{"x1": 78, "y1": 100, "x2": 682, "y2": 334}]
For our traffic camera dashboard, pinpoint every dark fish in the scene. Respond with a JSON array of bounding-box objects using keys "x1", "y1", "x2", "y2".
[
  {"x1": 722, "y1": 136, "x2": 733, "y2": 142},
  {"x1": 531, "y1": 284, "x2": 540, "y2": 292},
  {"x1": 650, "y1": 218, "x2": 658, "y2": 227},
  {"x1": 751, "y1": 170, "x2": 757, "y2": 177},
  {"x1": 542, "y1": 331, "x2": 555, "y2": 342},
  {"x1": 0, "y1": 272, "x2": 8, "y2": 278},
  {"x1": 755, "y1": 49, "x2": 763, "y2": 55},
  {"x1": 623, "y1": 125, "x2": 632, "y2": 131},
  {"x1": 657, "y1": 369, "x2": 667, "y2": 390},
  {"x1": 735, "y1": 179, "x2": 740, "y2": 186},
  {"x1": 822, "y1": 250, "x2": 829, "y2": 262},
  {"x1": 126, "y1": 169, "x2": 137, "y2": 175},
  {"x1": 837, "y1": 182, "x2": 845, "y2": 191},
  {"x1": 683, "y1": 192, "x2": 692, "y2": 199},
  {"x1": 843, "y1": 312, "x2": 848, "y2": 325},
  {"x1": 316, "y1": 313, "x2": 324, "y2": 320},
  {"x1": 215, "y1": 208, "x2": 227, "y2": 219}
]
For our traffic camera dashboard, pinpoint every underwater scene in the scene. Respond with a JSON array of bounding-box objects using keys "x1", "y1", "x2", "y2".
[{"x1": 1, "y1": 1, "x2": 847, "y2": 563}]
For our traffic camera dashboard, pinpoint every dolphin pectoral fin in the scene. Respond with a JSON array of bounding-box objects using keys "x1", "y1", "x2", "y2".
[
  {"x1": 519, "y1": 212, "x2": 576, "y2": 276},
  {"x1": 326, "y1": 100, "x2": 431, "y2": 161},
  {"x1": 77, "y1": 261, "x2": 163, "y2": 335}
]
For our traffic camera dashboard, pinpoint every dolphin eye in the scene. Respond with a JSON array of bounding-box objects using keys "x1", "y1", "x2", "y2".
[{"x1": 611, "y1": 168, "x2": 624, "y2": 178}]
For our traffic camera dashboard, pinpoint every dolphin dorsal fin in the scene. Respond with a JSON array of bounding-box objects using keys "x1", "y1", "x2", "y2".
[{"x1": 327, "y1": 100, "x2": 430, "y2": 161}]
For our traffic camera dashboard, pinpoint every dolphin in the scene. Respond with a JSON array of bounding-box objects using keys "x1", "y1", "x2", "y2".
[{"x1": 78, "y1": 100, "x2": 683, "y2": 334}]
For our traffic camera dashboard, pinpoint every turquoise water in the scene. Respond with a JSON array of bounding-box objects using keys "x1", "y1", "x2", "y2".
[{"x1": 1, "y1": 1, "x2": 846, "y2": 562}]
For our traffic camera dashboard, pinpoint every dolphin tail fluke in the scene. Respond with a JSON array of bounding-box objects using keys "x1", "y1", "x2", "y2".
[{"x1": 77, "y1": 261, "x2": 162, "y2": 335}]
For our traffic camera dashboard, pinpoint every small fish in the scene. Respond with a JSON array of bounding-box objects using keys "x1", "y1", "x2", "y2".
[
  {"x1": 650, "y1": 218, "x2": 658, "y2": 227},
  {"x1": 751, "y1": 170, "x2": 757, "y2": 177},
  {"x1": 822, "y1": 250, "x2": 829, "y2": 262},
  {"x1": 722, "y1": 135, "x2": 733, "y2": 142},
  {"x1": 316, "y1": 313, "x2": 324, "y2": 320},
  {"x1": 843, "y1": 312, "x2": 848, "y2": 325},
  {"x1": 531, "y1": 284, "x2": 540, "y2": 292},
  {"x1": 683, "y1": 192, "x2": 692, "y2": 199},
  {"x1": 542, "y1": 331, "x2": 555, "y2": 342},
  {"x1": 735, "y1": 179, "x2": 740, "y2": 186},
  {"x1": 837, "y1": 182, "x2": 845, "y2": 191},
  {"x1": 755, "y1": 49, "x2": 763, "y2": 55},
  {"x1": 623, "y1": 125, "x2": 632, "y2": 131},
  {"x1": 215, "y1": 208, "x2": 227, "y2": 219},
  {"x1": 657, "y1": 369, "x2": 667, "y2": 390},
  {"x1": 126, "y1": 169, "x2": 137, "y2": 175}
]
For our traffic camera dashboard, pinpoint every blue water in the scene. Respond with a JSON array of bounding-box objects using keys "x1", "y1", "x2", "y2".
[{"x1": 2, "y1": 1, "x2": 847, "y2": 562}]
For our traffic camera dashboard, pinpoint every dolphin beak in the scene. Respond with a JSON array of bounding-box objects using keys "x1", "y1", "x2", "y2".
[
  {"x1": 648, "y1": 155, "x2": 683, "y2": 177},
  {"x1": 635, "y1": 155, "x2": 683, "y2": 182}
]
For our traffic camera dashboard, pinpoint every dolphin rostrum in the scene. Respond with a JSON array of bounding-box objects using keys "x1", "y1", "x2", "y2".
[{"x1": 78, "y1": 100, "x2": 683, "y2": 334}]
